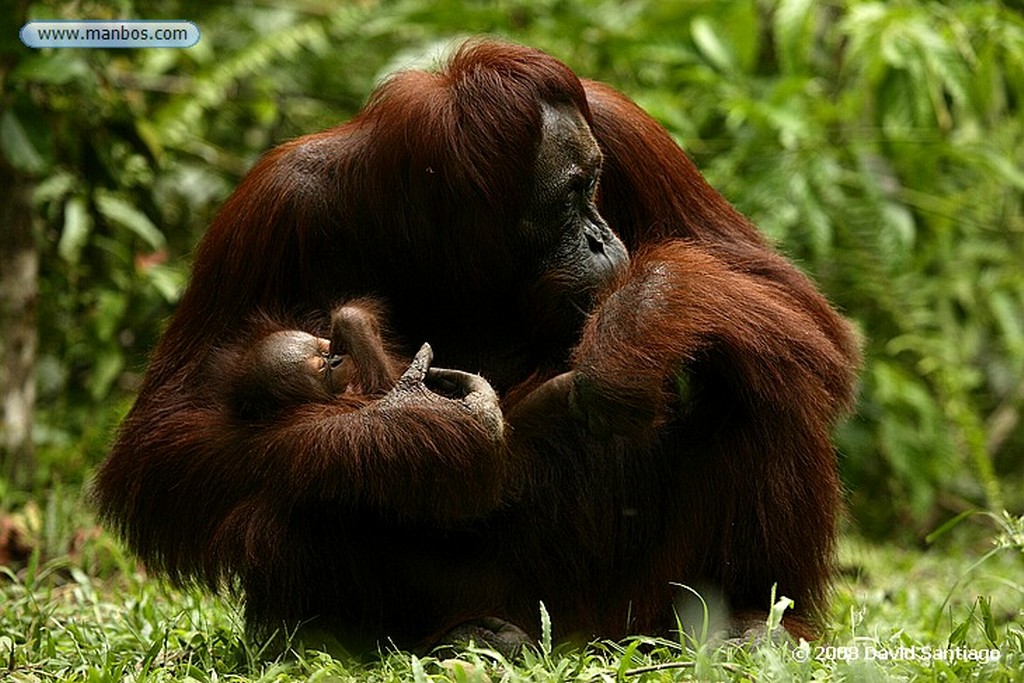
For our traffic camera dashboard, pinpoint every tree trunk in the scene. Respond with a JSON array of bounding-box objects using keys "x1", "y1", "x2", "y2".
[{"x1": 0, "y1": 157, "x2": 38, "y2": 489}]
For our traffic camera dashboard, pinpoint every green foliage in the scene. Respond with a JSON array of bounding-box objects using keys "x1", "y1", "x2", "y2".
[
  {"x1": 512, "y1": 0, "x2": 1024, "y2": 533},
  {"x1": 6, "y1": 0, "x2": 1023, "y2": 531},
  {"x1": 1, "y1": 489, "x2": 1022, "y2": 680},
  {"x1": 4, "y1": 5, "x2": 1023, "y2": 682}
]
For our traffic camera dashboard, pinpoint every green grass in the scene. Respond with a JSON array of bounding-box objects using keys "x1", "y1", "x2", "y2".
[{"x1": 1, "y1": 488, "x2": 1022, "y2": 682}]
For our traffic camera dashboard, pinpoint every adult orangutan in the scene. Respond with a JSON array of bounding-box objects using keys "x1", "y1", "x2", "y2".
[{"x1": 93, "y1": 39, "x2": 859, "y2": 653}]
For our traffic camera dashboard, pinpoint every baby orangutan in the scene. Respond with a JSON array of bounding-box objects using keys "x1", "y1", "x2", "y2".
[
  {"x1": 226, "y1": 301, "x2": 402, "y2": 419},
  {"x1": 226, "y1": 300, "x2": 501, "y2": 434},
  {"x1": 224, "y1": 301, "x2": 395, "y2": 419}
]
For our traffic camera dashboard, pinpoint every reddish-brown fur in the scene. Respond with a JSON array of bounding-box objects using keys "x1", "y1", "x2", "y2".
[
  {"x1": 494, "y1": 81, "x2": 859, "y2": 640},
  {"x1": 93, "y1": 40, "x2": 859, "y2": 650},
  {"x1": 212, "y1": 300, "x2": 403, "y2": 421}
]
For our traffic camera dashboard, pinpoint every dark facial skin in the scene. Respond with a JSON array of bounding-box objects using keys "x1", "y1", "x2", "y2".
[
  {"x1": 529, "y1": 104, "x2": 627, "y2": 281},
  {"x1": 516, "y1": 103, "x2": 629, "y2": 346}
]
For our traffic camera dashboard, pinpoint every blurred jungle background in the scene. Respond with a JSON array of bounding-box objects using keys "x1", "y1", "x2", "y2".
[{"x1": 1, "y1": 0, "x2": 1022, "y2": 679}]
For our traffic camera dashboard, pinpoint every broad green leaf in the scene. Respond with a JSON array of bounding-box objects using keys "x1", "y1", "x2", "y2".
[
  {"x1": 616, "y1": 639, "x2": 642, "y2": 679},
  {"x1": 775, "y1": 0, "x2": 816, "y2": 72},
  {"x1": 134, "y1": 120, "x2": 164, "y2": 161},
  {"x1": 539, "y1": 601, "x2": 552, "y2": 656},
  {"x1": 767, "y1": 591, "x2": 794, "y2": 633},
  {"x1": 32, "y1": 171, "x2": 76, "y2": 206},
  {"x1": 985, "y1": 154, "x2": 1024, "y2": 189},
  {"x1": 94, "y1": 190, "x2": 166, "y2": 250},
  {"x1": 990, "y1": 291, "x2": 1024, "y2": 355},
  {"x1": 144, "y1": 264, "x2": 186, "y2": 304},
  {"x1": 94, "y1": 290, "x2": 128, "y2": 342},
  {"x1": 88, "y1": 348, "x2": 124, "y2": 401},
  {"x1": 410, "y1": 656, "x2": 428, "y2": 683},
  {"x1": 11, "y1": 51, "x2": 91, "y2": 85},
  {"x1": 0, "y1": 110, "x2": 47, "y2": 174},
  {"x1": 690, "y1": 17, "x2": 735, "y2": 73},
  {"x1": 58, "y1": 196, "x2": 92, "y2": 264}
]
